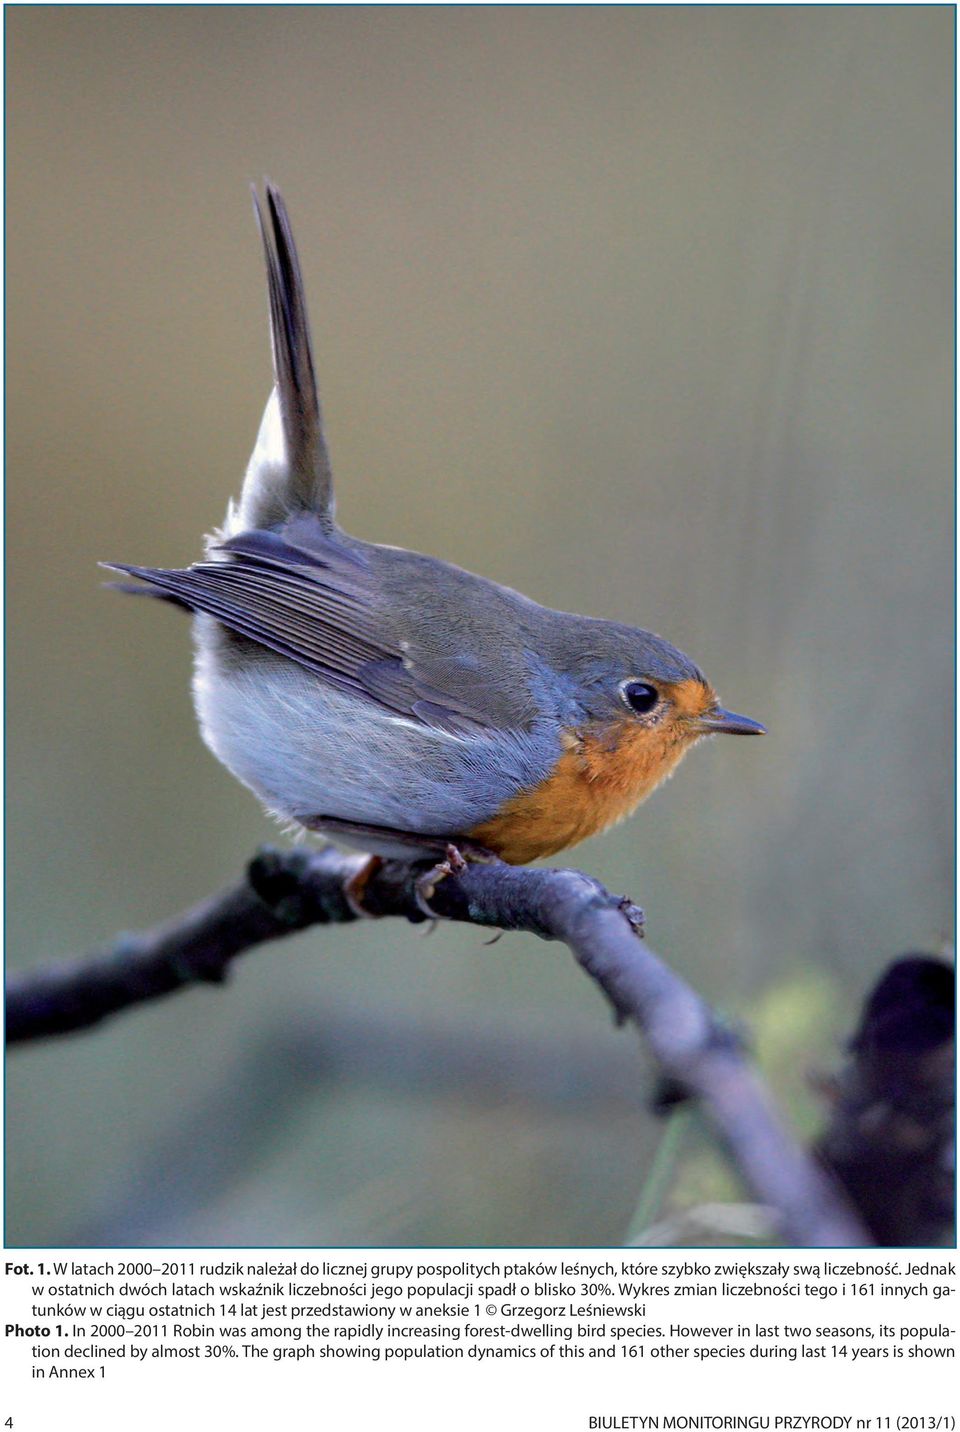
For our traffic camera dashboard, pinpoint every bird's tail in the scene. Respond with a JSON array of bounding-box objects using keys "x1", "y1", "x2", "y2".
[{"x1": 234, "y1": 184, "x2": 336, "y2": 533}]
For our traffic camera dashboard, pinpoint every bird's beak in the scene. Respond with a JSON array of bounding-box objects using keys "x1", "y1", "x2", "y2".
[{"x1": 698, "y1": 708, "x2": 767, "y2": 736}]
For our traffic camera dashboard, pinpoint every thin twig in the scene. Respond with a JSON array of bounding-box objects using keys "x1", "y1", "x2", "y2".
[{"x1": 5, "y1": 844, "x2": 870, "y2": 1246}]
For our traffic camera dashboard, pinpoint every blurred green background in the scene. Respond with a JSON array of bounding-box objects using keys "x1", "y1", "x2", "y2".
[{"x1": 6, "y1": 6, "x2": 953, "y2": 1247}]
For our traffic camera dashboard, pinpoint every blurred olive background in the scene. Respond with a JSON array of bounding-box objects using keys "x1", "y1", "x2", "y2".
[{"x1": 6, "y1": 7, "x2": 952, "y2": 1247}]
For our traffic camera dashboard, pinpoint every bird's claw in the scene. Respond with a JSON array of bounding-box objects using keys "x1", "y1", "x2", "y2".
[
  {"x1": 414, "y1": 844, "x2": 468, "y2": 920},
  {"x1": 342, "y1": 856, "x2": 384, "y2": 918}
]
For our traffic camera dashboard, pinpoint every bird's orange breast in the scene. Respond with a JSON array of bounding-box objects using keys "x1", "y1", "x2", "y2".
[{"x1": 468, "y1": 714, "x2": 697, "y2": 865}]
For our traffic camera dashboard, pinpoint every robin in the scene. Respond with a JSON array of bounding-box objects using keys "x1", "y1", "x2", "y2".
[{"x1": 109, "y1": 187, "x2": 764, "y2": 908}]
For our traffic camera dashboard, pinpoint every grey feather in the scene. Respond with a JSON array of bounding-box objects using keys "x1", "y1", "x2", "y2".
[
  {"x1": 243, "y1": 184, "x2": 335, "y2": 529},
  {"x1": 105, "y1": 534, "x2": 493, "y2": 739}
]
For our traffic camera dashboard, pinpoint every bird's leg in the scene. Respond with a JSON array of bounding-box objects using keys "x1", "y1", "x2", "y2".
[
  {"x1": 342, "y1": 855, "x2": 384, "y2": 918},
  {"x1": 413, "y1": 840, "x2": 502, "y2": 922},
  {"x1": 414, "y1": 844, "x2": 469, "y2": 920}
]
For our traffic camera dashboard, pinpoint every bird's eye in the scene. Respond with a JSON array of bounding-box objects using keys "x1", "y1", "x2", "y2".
[{"x1": 622, "y1": 681, "x2": 660, "y2": 715}]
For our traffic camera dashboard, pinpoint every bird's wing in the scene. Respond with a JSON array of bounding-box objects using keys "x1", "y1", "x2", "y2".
[{"x1": 106, "y1": 529, "x2": 492, "y2": 738}]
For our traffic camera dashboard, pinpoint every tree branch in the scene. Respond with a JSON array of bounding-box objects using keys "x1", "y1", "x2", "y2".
[{"x1": 5, "y1": 845, "x2": 870, "y2": 1247}]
